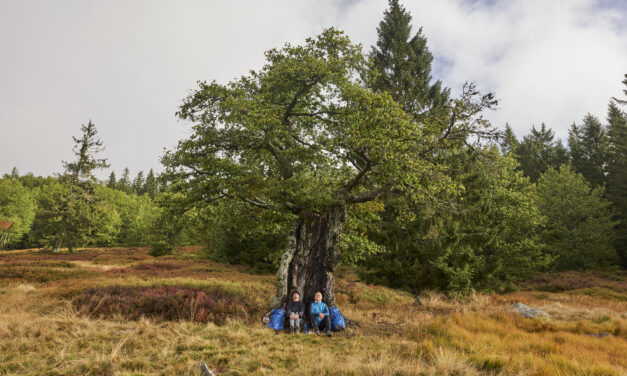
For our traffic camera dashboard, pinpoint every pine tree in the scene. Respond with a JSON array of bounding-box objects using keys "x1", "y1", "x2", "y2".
[
  {"x1": 133, "y1": 171, "x2": 145, "y2": 195},
  {"x1": 606, "y1": 101, "x2": 627, "y2": 267},
  {"x1": 370, "y1": 0, "x2": 450, "y2": 120},
  {"x1": 144, "y1": 169, "x2": 158, "y2": 199},
  {"x1": 568, "y1": 114, "x2": 608, "y2": 187},
  {"x1": 107, "y1": 171, "x2": 117, "y2": 189}
]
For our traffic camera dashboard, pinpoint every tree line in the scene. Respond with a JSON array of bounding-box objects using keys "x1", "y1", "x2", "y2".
[
  {"x1": 1, "y1": 0, "x2": 625, "y2": 298},
  {"x1": 0, "y1": 122, "x2": 197, "y2": 253}
]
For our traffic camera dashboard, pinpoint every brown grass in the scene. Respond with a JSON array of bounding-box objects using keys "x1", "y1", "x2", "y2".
[{"x1": 0, "y1": 247, "x2": 626, "y2": 375}]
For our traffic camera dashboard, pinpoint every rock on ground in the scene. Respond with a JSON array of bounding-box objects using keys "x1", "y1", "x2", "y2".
[{"x1": 510, "y1": 302, "x2": 548, "y2": 318}]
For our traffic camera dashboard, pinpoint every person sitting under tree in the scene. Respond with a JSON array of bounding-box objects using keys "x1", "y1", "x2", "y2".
[
  {"x1": 284, "y1": 291, "x2": 305, "y2": 334},
  {"x1": 309, "y1": 291, "x2": 332, "y2": 337}
]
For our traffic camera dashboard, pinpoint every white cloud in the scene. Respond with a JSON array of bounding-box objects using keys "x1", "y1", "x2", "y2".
[
  {"x1": 0, "y1": 0, "x2": 625, "y2": 178},
  {"x1": 391, "y1": 0, "x2": 627, "y2": 139}
]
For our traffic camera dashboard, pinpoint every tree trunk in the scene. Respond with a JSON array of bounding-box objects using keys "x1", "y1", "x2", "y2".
[
  {"x1": 272, "y1": 205, "x2": 346, "y2": 308},
  {"x1": 52, "y1": 240, "x2": 61, "y2": 253}
]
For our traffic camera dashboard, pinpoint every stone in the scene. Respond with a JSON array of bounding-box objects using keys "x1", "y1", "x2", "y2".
[
  {"x1": 510, "y1": 302, "x2": 548, "y2": 318},
  {"x1": 199, "y1": 361, "x2": 215, "y2": 376},
  {"x1": 414, "y1": 296, "x2": 422, "y2": 306},
  {"x1": 587, "y1": 332, "x2": 613, "y2": 338}
]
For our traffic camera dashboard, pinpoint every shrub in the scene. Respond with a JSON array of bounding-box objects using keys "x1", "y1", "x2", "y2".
[
  {"x1": 524, "y1": 271, "x2": 627, "y2": 293},
  {"x1": 149, "y1": 240, "x2": 173, "y2": 257},
  {"x1": 131, "y1": 262, "x2": 182, "y2": 271}
]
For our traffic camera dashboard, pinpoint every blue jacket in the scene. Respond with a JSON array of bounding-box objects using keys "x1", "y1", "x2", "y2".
[{"x1": 310, "y1": 301, "x2": 329, "y2": 325}]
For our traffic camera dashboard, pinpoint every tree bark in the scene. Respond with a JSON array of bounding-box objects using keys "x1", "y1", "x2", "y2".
[{"x1": 271, "y1": 205, "x2": 346, "y2": 308}]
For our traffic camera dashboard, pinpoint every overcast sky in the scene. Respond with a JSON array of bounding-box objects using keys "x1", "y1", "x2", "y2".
[{"x1": 1, "y1": 0, "x2": 626, "y2": 179}]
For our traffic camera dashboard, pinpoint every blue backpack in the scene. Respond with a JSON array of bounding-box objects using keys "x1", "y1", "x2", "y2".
[
  {"x1": 266, "y1": 308, "x2": 285, "y2": 331},
  {"x1": 329, "y1": 306, "x2": 346, "y2": 331}
]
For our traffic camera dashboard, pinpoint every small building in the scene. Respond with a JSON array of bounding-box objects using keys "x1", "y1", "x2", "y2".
[
  {"x1": 0, "y1": 221, "x2": 14, "y2": 229},
  {"x1": 0, "y1": 221, "x2": 14, "y2": 249}
]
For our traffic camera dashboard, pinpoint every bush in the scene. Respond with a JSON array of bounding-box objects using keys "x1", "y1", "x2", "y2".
[{"x1": 149, "y1": 240, "x2": 173, "y2": 257}]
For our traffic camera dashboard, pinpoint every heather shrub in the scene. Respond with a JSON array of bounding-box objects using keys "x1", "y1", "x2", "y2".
[
  {"x1": 131, "y1": 262, "x2": 182, "y2": 271},
  {"x1": 73, "y1": 285, "x2": 262, "y2": 324},
  {"x1": 149, "y1": 240, "x2": 173, "y2": 257},
  {"x1": 524, "y1": 271, "x2": 627, "y2": 293},
  {"x1": 0, "y1": 265, "x2": 97, "y2": 283}
]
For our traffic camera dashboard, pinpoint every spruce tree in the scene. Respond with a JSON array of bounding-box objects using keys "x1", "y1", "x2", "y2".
[
  {"x1": 364, "y1": 148, "x2": 548, "y2": 294},
  {"x1": 117, "y1": 168, "x2": 132, "y2": 193},
  {"x1": 370, "y1": 0, "x2": 450, "y2": 120},
  {"x1": 55, "y1": 121, "x2": 109, "y2": 252},
  {"x1": 606, "y1": 101, "x2": 627, "y2": 267},
  {"x1": 501, "y1": 124, "x2": 519, "y2": 155},
  {"x1": 568, "y1": 114, "x2": 608, "y2": 187},
  {"x1": 515, "y1": 123, "x2": 569, "y2": 182},
  {"x1": 144, "y1": 169, "x2": 158, "y2": 199},
  {"x1": 133, "y1": 171, "x2": 145, "y2": 195},
  {"x1": 9, "y1": 167, "x2": 19, "y2": 179},
  {"x1": 612, "y1": 73, "x2": 627, "y2": 105},
  {"x1": 568, "y1": 122, "x2": 584, "y2": 169},
  {"x1": 107, "y1": 171, "x2": 116, "y2": 189},
  {"x1": 537, "y1": 165, "x2": 618, "y2": 270}
]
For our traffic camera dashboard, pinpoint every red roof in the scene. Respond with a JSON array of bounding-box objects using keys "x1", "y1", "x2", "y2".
[{"x1": 0, "y1": 221, "x2": 14, "y2": 229}]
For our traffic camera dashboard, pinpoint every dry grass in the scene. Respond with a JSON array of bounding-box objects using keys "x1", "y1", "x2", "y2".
[{"x1": 0, "y1": 247, "x2": 626, "y2": 375}]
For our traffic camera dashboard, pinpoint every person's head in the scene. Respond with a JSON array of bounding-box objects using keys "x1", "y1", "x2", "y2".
[
  {"x1": 314, "y1": 291, "x2": 323, "y2": 302},
  {"x1": 291, "y1": 291, "x2": 300, "y2": 302}
]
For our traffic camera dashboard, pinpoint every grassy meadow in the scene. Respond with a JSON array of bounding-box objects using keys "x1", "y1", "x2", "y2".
[{"x1": 0, "y1": 246, "x2": 626, "y2": 375}]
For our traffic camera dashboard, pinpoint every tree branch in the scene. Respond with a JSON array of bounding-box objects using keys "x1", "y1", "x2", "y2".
[
  {"x1": 345, "y1": 149, "x2": 372, "y2": 191},
  {"x1": 348, "y1": 178, "x2": 396, "y2": 203}
]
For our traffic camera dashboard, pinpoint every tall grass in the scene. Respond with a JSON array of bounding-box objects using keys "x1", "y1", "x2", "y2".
[{"x1": 0, "y1": 247, "x2": 626, "y2": 375}]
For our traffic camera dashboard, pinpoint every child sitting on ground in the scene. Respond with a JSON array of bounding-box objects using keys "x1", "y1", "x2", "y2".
[
  {"x1": 309, "y1": 290, "x2": 332, "y2": 337},
  {"x1": 284, "y1": 291, "x2": 305, "y2": 334}
]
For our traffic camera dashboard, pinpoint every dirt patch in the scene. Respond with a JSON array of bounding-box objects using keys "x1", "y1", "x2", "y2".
[{"x1": 70, "y1": 261, "x2": 127, "y2": 271}]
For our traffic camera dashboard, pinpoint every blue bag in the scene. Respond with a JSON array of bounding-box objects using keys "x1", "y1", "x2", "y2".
[
  {"x1": 266, "y1": 308, "x2": 285, "y2": 331},
  {"x1": 329, "y1": 306, "x2": 346, "y2": 331}
]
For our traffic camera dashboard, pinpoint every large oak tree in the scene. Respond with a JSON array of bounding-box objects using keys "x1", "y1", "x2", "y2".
[{"x1": 163, "y1": 29, "x2": 496, "y2": 307}]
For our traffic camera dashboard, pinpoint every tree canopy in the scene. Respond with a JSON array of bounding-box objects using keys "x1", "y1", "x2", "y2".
[
  {"x1": 163, "y1": 28, "x2": 498, "y2": 303},
  {"x1": 163, "y1": 28, "x2": 496, "y2": 220},
  {"x1": 536, "y1": 165, "x2": 617, "y2": 270},
  {"x1": 514, "y1": 123, "x2": 569, "y2": 182}
]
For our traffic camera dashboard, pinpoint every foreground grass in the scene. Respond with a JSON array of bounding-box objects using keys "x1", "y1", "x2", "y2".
[{"x1": 0, "y1": 247, "x2": 625, "y2": 375}]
